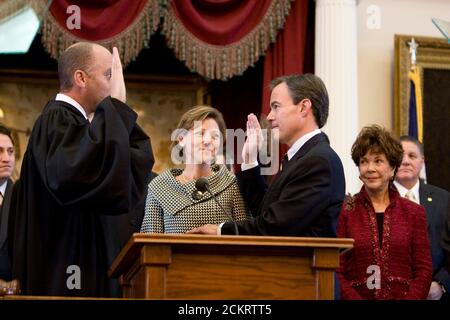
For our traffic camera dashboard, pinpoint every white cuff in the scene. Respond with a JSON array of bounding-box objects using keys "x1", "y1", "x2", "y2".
[
  {"x1": 241, "y1": 161, "x2": 258, "y2": 171},
  {"x1": 217, "y1": 223, "x2": 225, "y2": 235}
]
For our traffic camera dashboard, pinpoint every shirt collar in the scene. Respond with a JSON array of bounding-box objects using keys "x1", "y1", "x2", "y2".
[
  {"x1": 0, "y1": 180, "x2": 7, "y2": 196},
  {"x1": 55, "y1": 93, "x2": 88, "y2": 120},
  {"x1": 393, "y1": 179, "x2": 420, "y2": 204},
  {"x1": 286, "y1": 129, "x2": 322, "y2": 160}
]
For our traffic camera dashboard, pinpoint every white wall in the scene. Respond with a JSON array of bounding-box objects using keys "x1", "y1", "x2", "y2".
[{"x1": 357, "y1": 0, "x2": 450, "y2": 131}]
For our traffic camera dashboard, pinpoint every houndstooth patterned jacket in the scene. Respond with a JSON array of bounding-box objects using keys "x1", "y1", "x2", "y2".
[{"x1": 141, "y1": 165, "x2": 249, "y2": 233}]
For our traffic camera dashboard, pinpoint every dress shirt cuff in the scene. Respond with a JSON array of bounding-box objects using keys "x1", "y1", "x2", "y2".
[
  {"x1": 436, "y1": 281, "x2": 447, "y2": 294},
  {"x1": 241, "y1": 161, "x2": 258, "y2": 171},
  {"x1": 217, "y1": 223, "x2": 225, "y2": 235}
]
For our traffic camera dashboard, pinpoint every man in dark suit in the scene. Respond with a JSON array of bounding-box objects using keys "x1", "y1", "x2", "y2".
[
  {"x1": 394, "y1": 136, "x2": 450, "y2": 300},
  {"x1": 0, "y1": 124, "x2": 15, "y2": 281},
  {"x1": 443, "y1": 199, "x2": 450, "y2": 284},
  {"x1": 188, "y1": 74, "x2": 345, "y2": 237}
]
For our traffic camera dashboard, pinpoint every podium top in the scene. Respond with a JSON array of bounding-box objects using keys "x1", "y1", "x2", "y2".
[
  {"x1": 124, "y1": 233, "x2": 353, "y2": 247},
  {"x1": 109, "y1": 233, "x2": 353, "y2": 278}
]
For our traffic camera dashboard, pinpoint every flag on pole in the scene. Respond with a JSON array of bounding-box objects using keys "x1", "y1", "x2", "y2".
[
  {"x1": 407, "y1": 38, "x2": 426, "y2": 181},
  {"x1": 408, "y1": 65, "x2": 427, "y2": 182},
  {"x1": 408, "y1": 66, "x2": 423, "y2": 143}
]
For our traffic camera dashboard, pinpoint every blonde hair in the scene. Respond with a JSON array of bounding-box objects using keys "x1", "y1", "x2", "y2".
[{"x1": 171, "y1": 105, "x2": 227, "y2": 151}]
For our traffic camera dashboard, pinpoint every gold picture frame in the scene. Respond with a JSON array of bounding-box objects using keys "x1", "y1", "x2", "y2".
[{"x1": 394, "y1": 34, "x2": 450, "y2": 136}]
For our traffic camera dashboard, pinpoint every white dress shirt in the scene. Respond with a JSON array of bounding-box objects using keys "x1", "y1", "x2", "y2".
[
  {"x1": 0, "y1": 180, "x2": 7, "y2": 206},
  {"x1": 394, "y1": 180, "x2": 420, "y2": 204},
  {"x1": 285, "y1": 128, "x2": 322, "y2": 161},
  {"x1": 0, "y1": 180, "x2": 7, "y2": 197},
  {"x1": 241, "y1": 128, "x2": 322, "y2": 171},
  {"x1": 55, "y1": 93, "x2": 89, "y2": 120}
]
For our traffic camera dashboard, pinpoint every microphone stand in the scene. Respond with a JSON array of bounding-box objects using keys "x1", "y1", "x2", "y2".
[{"x1": 203, "y1": 184, "x2": 239, "y2": 236}]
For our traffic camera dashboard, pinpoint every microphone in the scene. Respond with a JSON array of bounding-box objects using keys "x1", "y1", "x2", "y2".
[{"x1": 194, "y1": 177, "x2": 239, "y2": 235}]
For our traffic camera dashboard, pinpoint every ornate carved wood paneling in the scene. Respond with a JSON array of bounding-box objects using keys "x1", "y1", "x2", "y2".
[{"x1": 0, "y1": 70, "x2": 208, "y2": 177}]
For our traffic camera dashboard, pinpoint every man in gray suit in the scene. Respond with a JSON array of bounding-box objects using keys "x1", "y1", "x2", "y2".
[
  {"x1": 394, "y1": 135, "x2": 450, "y2": 300},
  {"x1": 0, "y1": 124, "x2": 15, "y2": 281}
]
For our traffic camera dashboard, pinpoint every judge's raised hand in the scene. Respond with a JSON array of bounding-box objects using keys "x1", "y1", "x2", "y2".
[
  {"x1": 242, "y1": 113, "x2": 263, "y2": 164},
  {"x1": 186, "y1": 224, "x2": 219, "y2": 235},
  {"x1": 110, "y1": 47, "x2": 126, "y2": 103}
]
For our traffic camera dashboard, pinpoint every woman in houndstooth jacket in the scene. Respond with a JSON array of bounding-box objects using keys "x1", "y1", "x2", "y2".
[{"x1": 141, "y1": 106, "x2": 249, "y2": 233}]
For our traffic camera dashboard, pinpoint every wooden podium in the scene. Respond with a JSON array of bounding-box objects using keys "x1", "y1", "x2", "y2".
[{"x1": 109, "y1": 233, "x2": 353, "y2": 300}]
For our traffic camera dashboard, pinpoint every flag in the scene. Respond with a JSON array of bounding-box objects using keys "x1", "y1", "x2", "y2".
[
  {"x1": 408, "y1": 66, "x2": 427, "y2": 181},
  {"x1": 408, "y1": 66, "x2": 423, "y2": 143}
]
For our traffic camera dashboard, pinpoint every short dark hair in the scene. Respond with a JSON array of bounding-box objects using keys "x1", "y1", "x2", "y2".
[
  {"x1": 0, "y1": 123, "x2": 14, "y2": 146},
  {"x1": 270, "y1": 73, "x2": 329, "y2": 128},
  {"x1": 399, "y1": 135, "x2": 424, "y2": 156},
  {"x1": 351, "y1": 125, "x2": 403, "y2": 173},
  {"x1": 58, "y1": 42, "x2": 95, "y2": 92}
]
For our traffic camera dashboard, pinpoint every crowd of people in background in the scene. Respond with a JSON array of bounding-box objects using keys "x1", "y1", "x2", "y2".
[{"x1": 0, "y1": 42, "x2": 449, "y2": 300}]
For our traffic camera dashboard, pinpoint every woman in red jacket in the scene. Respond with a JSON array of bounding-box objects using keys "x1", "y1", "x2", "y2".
[{"x1": 338, "y1": 125, "x2": 432, "y2": 299}]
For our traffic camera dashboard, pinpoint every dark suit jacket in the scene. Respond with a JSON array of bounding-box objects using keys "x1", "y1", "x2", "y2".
[
  {"x1": 419, "y1": 180, "x2": 450, "y2": 294},
  {"x1": 222, "y1": 132, "x2": 345, "y2": 236},
  {"x1": 99, "y1": 171, "x2": 157, "y2": 297},
  {"x1": 0, "y1": 179, "x2": 13, "y2": 280},
  {"x1": 443, "y1": 197, "x2": 450, "y2": 278}
]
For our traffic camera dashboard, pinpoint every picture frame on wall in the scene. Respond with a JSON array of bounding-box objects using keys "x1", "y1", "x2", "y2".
[{"x1": 394, "y1": 35, "x2": 450, "y2": 191}]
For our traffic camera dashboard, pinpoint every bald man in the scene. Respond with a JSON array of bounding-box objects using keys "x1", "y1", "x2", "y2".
[{"x1": 9, "y1": 43, "x2": 154, "y2": 297}]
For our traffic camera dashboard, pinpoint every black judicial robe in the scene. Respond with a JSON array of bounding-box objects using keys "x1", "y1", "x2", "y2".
[{"x1": 8, "y1": 97, "x2": 154, "y2": 297}]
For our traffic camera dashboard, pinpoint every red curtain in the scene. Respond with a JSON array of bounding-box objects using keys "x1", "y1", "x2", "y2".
[
  {"x1": 162, "y1": 0, "x2": 293, "y2": 80},
  {"x1": 29, "y1": 0, "x2": 307, "y2": 83},
  {"x1": 168, "y1": 0, "x2": 272, "y2": 45},
  {"x1": 34, "y1": 0, "x2": 160, "y2": 65},
  {"x1": 261, "y1": 0, "x2": 310, "y2": 163},
  {"x1": 49, "y1": 0, "x2": 148, "y2": 41}
]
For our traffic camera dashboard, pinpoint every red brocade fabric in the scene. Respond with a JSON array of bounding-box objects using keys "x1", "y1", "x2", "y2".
[{"x1": 337, "y1": 185, "x2": 432, "y2": 300}]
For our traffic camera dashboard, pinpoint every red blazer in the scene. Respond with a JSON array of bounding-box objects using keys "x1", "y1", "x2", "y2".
[{"x1": 337, "y1": 185, "x2": 432, "y2": 299}]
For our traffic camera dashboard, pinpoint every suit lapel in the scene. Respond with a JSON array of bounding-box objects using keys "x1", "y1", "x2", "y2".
[
  {"x1": 419, "y1": 180, "x2": 433, "y2": 232},
  {"x1": 271, "y1": 133, "x2": 329, "y2": 185},
  {"x1": 291, "y1": 132, "x2": 329, "y2": 162}
]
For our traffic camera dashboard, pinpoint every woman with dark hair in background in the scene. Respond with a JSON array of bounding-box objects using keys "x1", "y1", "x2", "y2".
[{"x1": 337, "y1": 125, "x2": 432, "y2": 299}]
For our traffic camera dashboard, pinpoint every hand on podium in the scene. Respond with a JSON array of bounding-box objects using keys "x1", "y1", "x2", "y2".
[{"x1": 186, "y1": 224, "x2": 219, "y2": 235}]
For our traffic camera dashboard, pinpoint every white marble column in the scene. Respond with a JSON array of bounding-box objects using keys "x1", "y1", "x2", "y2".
[{"x1": 315, "y1": 0, "x2": 360, "y2": 194}]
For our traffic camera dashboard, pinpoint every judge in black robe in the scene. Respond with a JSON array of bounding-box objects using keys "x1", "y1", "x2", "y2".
[
  {"x1": 9, "y1": 97, "x2": 153, "y2": 297},
  {"x1": 8, "y1": 43, "x2": 154, "y2": 297}
]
